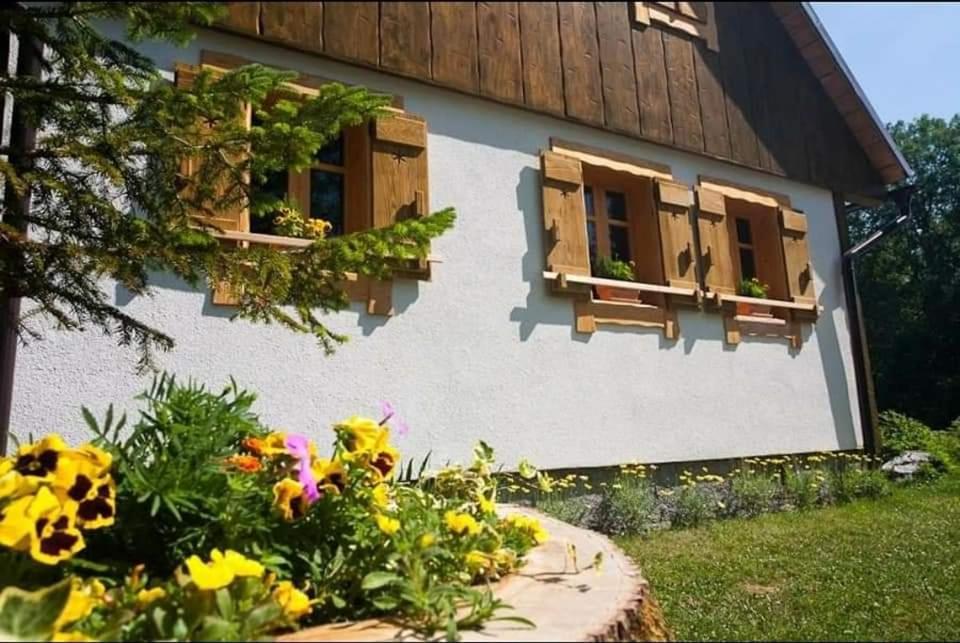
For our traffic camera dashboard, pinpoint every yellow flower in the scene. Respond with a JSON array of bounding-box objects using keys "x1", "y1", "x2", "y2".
[
  {"x1": 370, "y1": 443, "x2": 400, "y2": 481},
  {"x1": 136, "y1": 587, "x2": 167, "y2": 608},
  {"x1": 418, "y1": 533, "x2": 436, "y2": 549},
  {"x1": 375, "y1": 514, "x2": 401, "y2": 536},
  {"x1": 14, "y1": 435, "x2": 68, "y2": 481},
  {"x1": 476, "y1": 492, "x2": 495, "y2": 515},
  {"x1": 19, "y1": 488, "x2": 86, "y2": 565},
  {"x1": 504, "y1": 514, "x2": 548, "y2": 544},
  {"x1": 371, "y1": 483, "x2": 391, "y2": 509},
  {"x1": 337, "y1": 417, "x2": 387, "y2": 453},
  {"x1": 0, "y1": 466, "x2": 39, "y2": 500},
  {"x1": 61, "y1": 445, "x2": 112, "y2": 478},
  {"x1": 312, "y1": 458, "x2": 347, "y2": 496},
  {"x1": 184, "y1": 548, "x2": 261, "y2": 591},
  {"x1": 465, "y1": 550, "x2": 490, "y2": 573},
  {"x1": 53, "y1": 459, "x2": 116, "y2": 530},
  {"x1": 273, "y1": 478, "x2": 308, "y2": 521},
  {"x1": 444, "y1": 511, "x2": 481, "y2": 537},
  {"x1": 273, "y1": 581, "x2": 312, "y2": 620},
  {"x1": 220, "y1": 549, "x2": 264, "y2": 578},
  {"x1": 55, "y1": 578, "x2": 104, "y2": 630},
  {"x1": 52, "y1": 632, "x2": 93, "y2": 642}
]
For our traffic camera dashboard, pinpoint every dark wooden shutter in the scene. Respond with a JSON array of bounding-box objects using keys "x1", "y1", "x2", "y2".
[
  {"x1": 654, "y1": 179, "x2": 698, "y2": 290},
  {"x1": 779, "y1": 207, "x2": 816, "y2": 306},
  {"x1": 695, "y1": 186, "x2": 737, "y2": 295},
  {"x1": 541, "y1": 151, "x2": 591, "y2": 276},
  {"x1": 175, "y1": 64, "x2": 250, "y2": 305}
]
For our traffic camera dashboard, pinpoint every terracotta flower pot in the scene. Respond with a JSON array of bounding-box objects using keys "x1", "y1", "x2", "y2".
[
  {"x1": 595, "y1": 284, "x2": 640, "y2": 303},
  {"x1": 736, "y1": 301, "x2": 773, "y2": 317}
]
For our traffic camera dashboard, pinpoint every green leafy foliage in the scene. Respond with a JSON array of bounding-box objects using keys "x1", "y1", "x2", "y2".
[
  {"x1": 851, "y1": 116, "x2": 960, "y2": 429},
  {"x1": 879, "y1": 409, "x2": 960, "y2": 473},
  {"x1": 737, "y1": 277, "x2": 769, "y2": 298},
  {"x1": 37, "y1": 376, "x2": 543, "y2": 640},
  {"x1": 592, "y1": 256, "x2": 636, "y2": 281},
  {"x1": 0, "y1": 579, "x2": 72, "y2": 641},
  {"x1": 1, "y1": 3, "x2": 455, "y2": 370},
  {"x1": 82, "y1": 374, "x2": 271, "y2": 574},
  {"x1": 728, "y1": 469, "x2": 779, "y2": 517},
  {"x1": 620, "y1": 476, "x2": 960, "y2": 641},
  {"x1": 592, "y1": 475, "x2": 657, "y2": 535}
]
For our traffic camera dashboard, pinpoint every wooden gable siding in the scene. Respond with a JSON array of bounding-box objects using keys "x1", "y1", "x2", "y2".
[{"x1": 214, "y1": 1, "x2": 883, "y2": 193}]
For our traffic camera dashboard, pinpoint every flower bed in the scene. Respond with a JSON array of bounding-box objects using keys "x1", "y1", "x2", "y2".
[
  {"x1": 279, "y1": 507, "x2": 663, "y2": 642},
  {"x1": 0, "y1": 377, "x2": 553, "y2": 642}
]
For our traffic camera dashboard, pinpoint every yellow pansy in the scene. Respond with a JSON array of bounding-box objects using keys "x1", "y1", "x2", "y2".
[
  {"x1": 311, "y1": 458, "x2": 347, "y2": 496},
  {"x1": 0, "y1": 467, "x2": 38, "y2": 501},
  {"x1": 135, "y1": 586, "x2": 167, "y2": 608},
  {"x1": 243, "y1": 432, "x2": 288, "y2": 458},
  {"x1": 14, "y1": 435, "x2": 68, "y2": 481},
  {"x1": 53, "y1": 460, "x2": 116, "y2": 530},
  {"x1": 337, "y1": 416, "x2": 387, "y2": 453},
  {"x1": 27, "y1": 489, "x2": 86, "y2": 565},
  {"x1": 418, "y1": 533, "x2": 436, "y2": 549},
  {"x1": 55, "y1": 578, "x2": 105, "y2": 630},
  {"x1": 375, "y1": 514, "x2": 401, "y2": 536},
  {"x1": 61, "y1": 444, "x2": 112, "y2": 478},
  {"x1": 369, "y1": 443, "x2": 400, "y2": 481},
  {"x1": 273, "y1": 478, "x2": 308, "y2": 522},
  {"x1": 273, "y1": 581, "x2": 312, "y2": 620},
  {"x1": 371, "y1": 483, "x2": 391, "y2": 509},
  {"x1": 444, "y1": 511, "x2": 481, "y2": 537}
]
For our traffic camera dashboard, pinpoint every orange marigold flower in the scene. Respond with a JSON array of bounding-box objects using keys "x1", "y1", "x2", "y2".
[
  {"x1": 226, "y1": 455, "x2": 262, "y2": 473},
  {"x1": 242, "y1": 437, "x2": 265, "y2": 456}
]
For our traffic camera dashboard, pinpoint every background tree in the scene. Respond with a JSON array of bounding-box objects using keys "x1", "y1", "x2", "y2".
[
  {"x1": 0, "y1": 2, "x2": 455, "y2": 373},
  {"x1": 849, "y1": 115, "x2": 960, "y2": 429}
]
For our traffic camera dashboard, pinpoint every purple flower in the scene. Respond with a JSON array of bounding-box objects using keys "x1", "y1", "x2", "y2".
[
  {"x1": 380, "y1": 401, "x2": 410, "y2": 437},
  {"x1": 285, "y1": 433, "x2": 320, "y2": 504}
]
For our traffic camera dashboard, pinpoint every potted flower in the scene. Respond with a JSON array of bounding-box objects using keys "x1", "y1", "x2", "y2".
[
  {"x1": 737, "y1": 277, "x2": 772, "y2": 317},
  {"x1": 593, "y1": 256, "x2": 640, "y2": 302}
]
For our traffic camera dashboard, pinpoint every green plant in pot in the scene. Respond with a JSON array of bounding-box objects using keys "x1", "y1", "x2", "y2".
[
  {"x1": 593, "y1": 256, "x2": 639, "y2": 302},
  {"x1": 737, "y1": 277, "x2": 772, "y2": 316}
]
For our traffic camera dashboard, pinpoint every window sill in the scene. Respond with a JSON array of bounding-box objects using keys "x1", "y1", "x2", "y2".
[
  {"x1": 710, "y1": 293, "x2": 815, "y2": 350},
  {"x1": 574, "y1": 298, "x2": 679, "y2": 339},
  {"x1": 206, "y1": 229, "x2": 441, "y2": 314},
  {"x1": 543, "y1": 270, "x2": 699, "y2": 299}
]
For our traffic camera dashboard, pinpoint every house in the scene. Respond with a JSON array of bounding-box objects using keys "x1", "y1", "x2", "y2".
[{"x1": 11, "y1": 2, "x2": 910, "y2": 472}]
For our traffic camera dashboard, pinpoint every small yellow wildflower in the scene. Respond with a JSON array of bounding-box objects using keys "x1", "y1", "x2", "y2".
[
  {"x1": 444, "y1": 511, "x2": 481, "y2": 536},
  {"x1": 135, "y1": 587, "x2": 167, "y2": 608},
  {"x1": 418, "y1": 533, "x2": 436, "y2": 549},
  {"x1": 273, "y1": 581, "x2": 312, "y2": 620},
  {"x1": 375, "y1": 514, "x2": 401, "y2": 536}
]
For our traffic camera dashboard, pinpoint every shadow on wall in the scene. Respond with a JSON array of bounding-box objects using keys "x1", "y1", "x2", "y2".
[{"x1": 114, "y1": 271, "x2": 420, "y2": 337}]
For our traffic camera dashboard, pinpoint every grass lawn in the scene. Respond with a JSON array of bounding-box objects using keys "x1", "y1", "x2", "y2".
[{"x1": 619, "y1": 476, "x2": 960, "y2": 641}]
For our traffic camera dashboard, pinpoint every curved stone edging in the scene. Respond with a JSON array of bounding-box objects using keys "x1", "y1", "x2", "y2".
[{"x1": 278, "y1": 507, "x2": 664, "y2": 642}]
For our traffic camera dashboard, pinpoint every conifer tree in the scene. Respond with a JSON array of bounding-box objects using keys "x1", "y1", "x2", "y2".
[{"x1": 0, "y1": 2, "x2": 455, "y2": 371}]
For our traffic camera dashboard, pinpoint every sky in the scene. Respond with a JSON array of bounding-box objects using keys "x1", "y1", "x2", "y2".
[{"x1": 810, "y1": 2, "x2": 960, "y2": 125}]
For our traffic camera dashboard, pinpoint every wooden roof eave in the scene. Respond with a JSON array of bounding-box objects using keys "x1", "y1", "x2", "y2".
[{"x1": 773, "y1": 2, "x2": 913, "y2": 189}]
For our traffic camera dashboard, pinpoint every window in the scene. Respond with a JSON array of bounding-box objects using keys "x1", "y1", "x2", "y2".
[
  {"x1": 175, "y1": 60, "x2": 433, "y2": 313},
  {"x1": 735, "y1": 217, "x2": 756, "y2": 281},
  {"x1": 633, "y1": 2, "x2": 718, "y2": 51},
  {"x1": 696, "y1": 178, "x2": 819, "y2": 349},
  {"x1": 580, "y1": 164, "x2": 666, "y2": 288},
  {"x1": 250, "y1": 124, "x2": 349, "y2": 237},
  {"x1": 584, "y1": 185, "x2": 632, "y2": 267}
]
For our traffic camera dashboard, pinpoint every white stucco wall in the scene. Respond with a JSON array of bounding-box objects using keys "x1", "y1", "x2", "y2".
[{"x1": 9, "y1": 28, "x2": 864, "y2": 469}]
